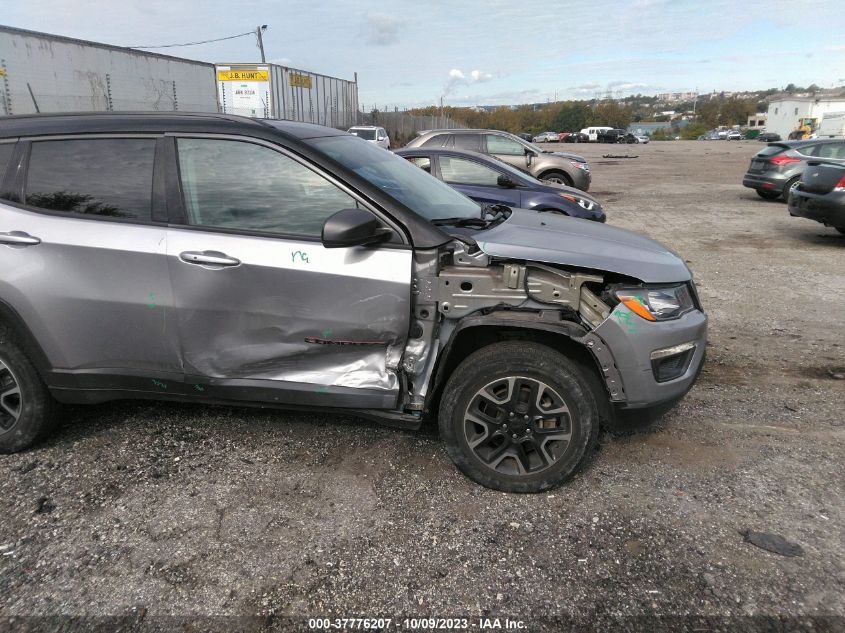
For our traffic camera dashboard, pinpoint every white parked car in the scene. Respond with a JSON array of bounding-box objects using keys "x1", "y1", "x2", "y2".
[
  {"x1": 532, "y1": 131, "x2": 559, "y2": 143},
  {"x1": 635, "y1": 134, "x2": 650, "y2": 144},
  {"x1": 725, "y1": 130, "x2": 743, "y2": 141},
  {"x1": 347, "y1": 126, "x2": 390, "y2": 149}
]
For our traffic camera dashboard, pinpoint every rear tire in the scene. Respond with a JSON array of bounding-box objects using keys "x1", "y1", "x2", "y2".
[
  {"x1": 438, "y1": 342, "x2": 600, "y2": 493},
  {"x1": 540, "y1": 171, "x2": 573, "y2": 187},
  {"x1": 756, "y1": 189, "x2": 781, "y2": 200},
  {"x1": 0, "y1": 329, "x2": 60, "y2": 453},
  {"x1": 783, "y1": 176, "x2": 800, "y2": 199}
]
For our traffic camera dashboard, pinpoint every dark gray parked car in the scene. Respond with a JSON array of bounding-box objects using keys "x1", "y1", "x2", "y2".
[
  {"x1": 0, "y1": 113, "x2": 705, "y2": 492},
  {"x1": 742, "y1": 139, "x2": 845, "y2": 200},
  {"x1": 405, "y1": 129, "x2": 592, "y2": 191},
  {"x1": 788, "y1": 161, "x2": 845, "y2": 234}
]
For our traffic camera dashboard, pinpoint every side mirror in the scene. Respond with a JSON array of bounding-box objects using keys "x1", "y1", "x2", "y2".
[
  {"x1": 497, "y1": 174, "x2": 516, "y2": 188},
  {"x1": 377, "y1": 136, "x2": 385, "y2": 141},
  {"x1": 321, "y1": 208, "x2": 392, "y2": 248},
  {"x1": 525, "y1": 149, "x2": 536, "y2": 166}
]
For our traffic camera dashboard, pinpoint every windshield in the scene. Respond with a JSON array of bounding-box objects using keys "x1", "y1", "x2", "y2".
[
  {"x1": 310, "y1": 135, "x2": 481, "y2": 221},
  {"x1": 348, "y1": 128, "x2": 376, "y2": 140}
]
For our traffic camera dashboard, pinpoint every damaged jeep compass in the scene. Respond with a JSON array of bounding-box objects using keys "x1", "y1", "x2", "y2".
[{"x1": 0, "y1": 113, "x2": 706, "y2": 492}]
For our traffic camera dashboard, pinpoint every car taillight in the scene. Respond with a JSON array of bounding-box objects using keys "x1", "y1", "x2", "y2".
[
  {"x1": 769, "y1": 155, "x2": 800, "y2": 166},
  {"x1": 835, "y1": 173, "x2": 845, "y2": 191}
]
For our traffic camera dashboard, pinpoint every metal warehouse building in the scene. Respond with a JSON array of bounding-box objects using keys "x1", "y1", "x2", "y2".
[{"x1": 0, "y1": 25, "x2": 218, "y2": 115}]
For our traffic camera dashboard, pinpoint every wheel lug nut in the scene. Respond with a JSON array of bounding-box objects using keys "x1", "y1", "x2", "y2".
[
  {"x1": 523, "y1": 414, "x2": 529, "y2": 421},
  {"x1": 512, "y1": 434, "x2": 518, "y2": 439},
  {"x1": 508, "y1": 412, "x2": 514, "y2": 418},
  {"x1": 502, "y1": 424, "x2": 508, "y2": 430},
  {"x1": 526, "y1": 429, "x2": 532, "y2": 434}
]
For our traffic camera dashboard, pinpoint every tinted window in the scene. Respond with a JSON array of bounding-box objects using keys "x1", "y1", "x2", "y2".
[
  {"x1": 177, "y1": 138, "x2": 356, "y2": 237},
  {"x1": 406, "y1": 156, "x2": 432, "y2": 173},
  {"x1": 25, "y1": 138, "x2": 155, "y2": 220},
  {"x1": 440, "y1": 156, "x2": 501, "y2": 186},
  {"x1": 486, "y1": 135, "x2": 525, "y2": 155},
  {"x1": 421, "y1": 134, "x2": 449, "y2": 148},
  {"x1": 795, "y1": 144, "x2": 818, "y2": 157},
  {"x1": 349, "y1": 128, "x2": 376, "y2": 140},
  {"x1": 816, "y1": 143, "x2": 845, "y2": 159},
  {"x1": 757, "y1": 145, "x2": 786, "y2": 157},
  {"x1": 451, "y1": 134, "x2": 482, "y2": 151},
  {"x1": 0, "y1": 143, "x2": 14, "y2": 186}
]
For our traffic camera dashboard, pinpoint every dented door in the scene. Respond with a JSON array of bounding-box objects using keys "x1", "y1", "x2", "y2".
[{"x1": 166, "y1": 136, "x2": 412, "y2": 409}]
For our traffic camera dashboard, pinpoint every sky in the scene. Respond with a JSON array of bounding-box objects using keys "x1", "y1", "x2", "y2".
[{"x1": 5, "y1": 0, "x2": 845, "y2": 109}]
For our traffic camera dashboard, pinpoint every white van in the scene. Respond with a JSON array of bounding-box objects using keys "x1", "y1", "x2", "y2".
[{"x1": 580, "y1": 126, "x2": 613, "y2": 142}]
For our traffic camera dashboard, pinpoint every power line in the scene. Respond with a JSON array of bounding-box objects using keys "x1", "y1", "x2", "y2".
[{"x1": 128, "y1": 30, "x2": 256, "y2": 50}]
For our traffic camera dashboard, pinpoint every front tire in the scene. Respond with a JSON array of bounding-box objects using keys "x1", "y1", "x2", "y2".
[
  {"x1": 756, "y1": 189, "x2": 781, "y2": 200},
  {"x1": 540, "y1": 171, "x2": 573, "y2": 187},
  {"x1": 0, "y1": 330, "x2": 60, "y2": 453},
  {"x1": 438, "y1": 342, "x2": 600, "y2": 492}
]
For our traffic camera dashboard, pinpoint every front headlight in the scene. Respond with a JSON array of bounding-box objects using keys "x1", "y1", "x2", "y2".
[
  {"x1": 569, "y1": 160, "x2": 589, "y2": 172},
  {"x1": 559, "y1": 192, "x2": 596, "y2": 211},
  {"x1": 614, "y1": 285, "x2": 694, "y2": 321}
]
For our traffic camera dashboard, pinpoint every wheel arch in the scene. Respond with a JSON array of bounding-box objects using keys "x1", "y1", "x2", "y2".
[
  {"x1": 537, "y1": 169, "x2": 573, "y2": 185},
  {"x1": 0, "y1": 299, "x2": 52, "y2": 380},
  {"x1": 425, "y1": 313, "x2": 612, "y2": 422}
]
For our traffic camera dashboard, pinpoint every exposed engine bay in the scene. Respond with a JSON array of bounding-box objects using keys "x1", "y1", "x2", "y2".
[{"x1": 400, "y1": 238, "x2": 620, "y2": 413}]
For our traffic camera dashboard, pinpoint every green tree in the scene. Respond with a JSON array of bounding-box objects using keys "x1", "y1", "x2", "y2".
[{"x1": 550, "y1": 101, "x2": 591, "y2": 132}]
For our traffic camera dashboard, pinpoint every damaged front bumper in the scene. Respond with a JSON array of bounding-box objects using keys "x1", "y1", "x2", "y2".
[{"x1": 589, "y1": 304, "x2": 708, "y2": 409}]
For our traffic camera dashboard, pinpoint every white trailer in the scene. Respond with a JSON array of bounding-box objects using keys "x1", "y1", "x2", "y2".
[
  {"x1": 216, "y1": 63, "x2": 359, "y2": 129},
  {"x1": 817, "y1": 111, "x2": 845, "y2": 138},
  {"x1": 0, "y1": 25, "x2": 218, "y2": 115}
]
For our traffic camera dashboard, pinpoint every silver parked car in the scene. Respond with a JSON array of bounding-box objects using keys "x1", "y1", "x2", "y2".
[
  {"x1": 406, "y1": 129, "x2": 592, "y2": 190},
  {"x1": 532, "y1": 131, "x2": 559, "y2": 143},
  {"x1": 347, "y1": 125, "x2": 390, "y2": 149},
  {"x1": 0, "y1": 113, "x2": 705, "y2": 492}
]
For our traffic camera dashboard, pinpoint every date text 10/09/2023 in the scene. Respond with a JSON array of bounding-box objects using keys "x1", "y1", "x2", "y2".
[{"x1": 307, "y1": 618, "x2": 527, "y2": 630}]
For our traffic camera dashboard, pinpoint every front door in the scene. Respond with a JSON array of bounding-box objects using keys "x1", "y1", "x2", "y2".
[
  {"x1": 484, "y1": 134, "x2": 532, "y2": 174},
  {"x1": 166, "y1": 136, "x2": 412, "y2": 409},
  {"x1": 436, "y1": 155, "x2": 522, "y2": 208}
]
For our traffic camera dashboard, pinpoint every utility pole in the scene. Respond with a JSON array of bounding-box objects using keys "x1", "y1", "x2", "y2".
[{"x1": 256, "y1": 25, "x2": 268, "y2": 63}]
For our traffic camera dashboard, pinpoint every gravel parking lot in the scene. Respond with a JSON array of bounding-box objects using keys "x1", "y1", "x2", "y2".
[{"x1": 0, "y1": 140, "x2": 843, "y2": 632}]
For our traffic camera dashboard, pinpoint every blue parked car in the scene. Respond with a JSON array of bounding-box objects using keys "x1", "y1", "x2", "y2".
[{"x1": 394, "y1": 148, "x2": 605, "y2": 221}]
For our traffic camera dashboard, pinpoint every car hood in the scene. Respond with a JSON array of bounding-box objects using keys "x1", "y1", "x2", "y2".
[
  {"x1": 544, "y1": 150, "x2": 587, "y2": 162},
  {"x1": 475, "y1": 209, "x2": 691, "y2": 283}
]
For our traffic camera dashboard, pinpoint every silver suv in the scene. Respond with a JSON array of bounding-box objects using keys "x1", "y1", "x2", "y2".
[
  {"x1": 406, "y1": 129, "x2": 592, "y2": 191},
  {"x1": 0, "y1": 113, "x2": 705, "y2": 492}
]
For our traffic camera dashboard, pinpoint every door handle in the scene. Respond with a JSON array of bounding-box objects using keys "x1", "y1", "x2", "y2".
[
  {"x1": 179, "y1": 250, "x2": 241, "y2": 267},
  {"x1": 0, "y1": 231, "x2": 41, "y2": 246}
]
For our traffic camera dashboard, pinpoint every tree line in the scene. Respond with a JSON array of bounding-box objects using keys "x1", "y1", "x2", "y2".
[{"x1": 405, "y1": 95, "x2": 764, "y2": 135}]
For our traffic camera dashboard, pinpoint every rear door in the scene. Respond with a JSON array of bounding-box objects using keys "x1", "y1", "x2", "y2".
[
  {"x1": 436, "y1": 155, "x2": 521, "y2": 208},
  {"x1": 0, "y1": 135, "x2": 180, "y2": 389},
  {"x1": 165, "y1": 135, "x2": 412, "y2": 408},
  {"x1": 485, "y1": 134, "x2": 530, "y2": 172}
]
